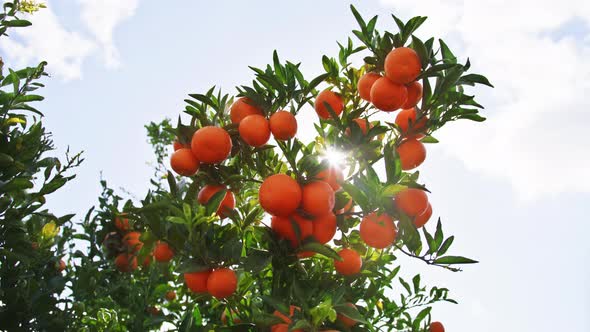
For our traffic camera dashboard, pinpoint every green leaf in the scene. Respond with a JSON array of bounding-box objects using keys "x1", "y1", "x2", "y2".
[
  {"x1": 399, "y1": 277, "x2": 412, "y2": 294},
  {"x1": 3, "y1": 19, "x2": 32, "y2": 27},
  {"x1": 434, "y1": 255, "x2": 478, "y2": 264},
  {"x1": 333, "y1": 304, "x2": 368, "y2": 324},
  {"x1": 420, "y1": 136, "x2": 439, "y2": 143},
  {"x1": 176, "y1": 261, "x2": 210, "y2": 273},
  {"x1": 412, "y1": 307, "x2": 431, "y2": 329},
  {"x1": 439, "y1": 39, "x2": 457, "y2": 64},
  {"x1": 412, "y1": 274, "x2": 421, "y2": 293},
  {"x1": 342, "y1": 183, "x2": 369, "y2": 212},
  {"x1": 0, "y1": 178, "x2": 33, "y2": 192},
  {"x1": 242, "y1": 249, "x2": 271, "y2": 274},
  {"x1": 460, "y1": 73, "x2": 494, "y2": 87},
  {"x1": 204, "y1": 189, "x2": 226, "y2": 216},
  {"x1": 433, "y1": 219, "x2": 444, "y2": 252},
  {"x1": 437, "y1": 236, "x2": 454, "y2": 256},
  {"x1": 411, "y1": 36, "x2": 429, "y2": 69},
  {"x1": 382, "y1": 184, "x2": 406, "y2": 197},
  {"x1": 40, "y1": 176, "x2": 69, "y2": 195},
  {"x1": 350, "y1": 5, "x2": 367, "y2": 31},
  {"x1": 298, "y1": 242, "x2": 341, "y2": 261},
  {"x1": 459, "y1": 113, "x2": 486, "y2": 122},
  {"x1": 261, "y1": 295, "x2": 289, "y2": 314},
  {"x1": 167, "y1": 171, "x2": 178, "y2": 198}
]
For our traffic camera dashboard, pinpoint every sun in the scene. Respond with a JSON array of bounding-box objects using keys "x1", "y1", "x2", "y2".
[{"x1": 322, "y1": 147, "x2": 347, "y2": 166}]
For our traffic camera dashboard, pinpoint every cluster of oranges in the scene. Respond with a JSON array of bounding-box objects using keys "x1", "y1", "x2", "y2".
[
  {"x1": 111, "y1": 214, "x2": 175, "y2": 272},
  {"x1": 183, "y1": 268, "x2": 238, "y2": 300},
  {"x1": 170, "y1": 97, "x2": 298, "y2": 178},
  {"x1": 158, "y1": 45, "x2": 440, "y2": 329}
]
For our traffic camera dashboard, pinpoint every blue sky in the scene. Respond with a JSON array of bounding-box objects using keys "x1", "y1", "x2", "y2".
[{"x1": 2, "y1": 0, "x2": 589, "y2": 331}]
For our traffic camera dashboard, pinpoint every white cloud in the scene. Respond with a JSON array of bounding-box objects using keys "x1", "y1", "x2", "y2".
[
  {"x1": 380, "y1": 0, "x2": 590, "y2": 200},
  {"x1": 0, "y1": 0, "x2": 141, "y2": 80},
  {"x1": 0, "y1": 4, "x2": 96, "y2": 80},
  {"x1": 77, "y1": 0, "x2": 140, "y2": 68}
]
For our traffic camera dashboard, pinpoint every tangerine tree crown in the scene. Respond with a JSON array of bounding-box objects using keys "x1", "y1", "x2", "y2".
[{"x1": 73, "y1": 4, "x2": 492, "y2": 331}]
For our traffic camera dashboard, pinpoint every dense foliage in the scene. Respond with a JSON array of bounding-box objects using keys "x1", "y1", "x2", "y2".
[
  {"x1": 0, "y1": 1, "x2": 82, "y2": 330},
  {"x1": 0, "y1": 2, "x2": 492, "y2": 331}
]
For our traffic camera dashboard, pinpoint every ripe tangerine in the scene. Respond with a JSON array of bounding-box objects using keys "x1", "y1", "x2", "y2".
[
  {"x1": 384, "y1": 47, "x2": 422, "y2": 84},
  {"x1": 197, "y1": 184, "x2": 236, "y2": 218},
  {"x1": 239, "y1": 114, "x2": 271, "y2": 147},
  {"x1": 184, "y1": 270, "x2": 211, "y2": 293},
  {"x1": 334, "y1": 248, "x2": 362, "y2": 276},
  {"x1": 395, "y1": 188, "x2": 429, "y2": 217},
  {"x1": 270, "y1": 111, "x2": 297, "y2": 140},
  {"x1": 170, "y1": 148, "x2": 200, "y2": 176},
  {"x1": 230, "y1": 97, "x2": 263, "y2": 124},
  {"x1": 207, "y1": 268, "x2": 238, "y2": 299},
  {"x1": 370, "y1": 77, "x2": 408, "y2": 112},
  {"x1": 360, "y1": 212, "x2": 397, "y2": 249},
  {"x1": 259, "y1": 174, "x2": 302, "y2": 217},
  {"x1": 315, "y1": 89, "x2": 344, "y2": 119},
  {"x1": 191, "y1": 126, "x2": 232, "y2": 164},
  {"x1": 397, "y1": 138, "x2": 426, "y2": 170},
  {"x1": 301, "y1": 181, "x2": 335, "y2": 216}
]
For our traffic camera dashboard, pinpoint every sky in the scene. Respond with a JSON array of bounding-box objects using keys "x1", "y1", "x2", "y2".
[{"x1": 1, "y1": 0, "x2": 589, "y2": 331}]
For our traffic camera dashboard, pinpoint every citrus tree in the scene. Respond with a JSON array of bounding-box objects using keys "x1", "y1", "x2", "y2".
[
  {"x1": 69, "y1": 5, "x2": 492, "y2": 332},
  {"x1": 0, "y1": 1, "x2": 83, "y2": 330}
]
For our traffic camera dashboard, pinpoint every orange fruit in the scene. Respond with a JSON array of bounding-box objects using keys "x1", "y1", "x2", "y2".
[
  {"x1": 334, "y1": 248, "x2": 362, "y2": 276},
  {"x1": 142, "y1": 254, "x2": 153, "y2": 268},
  {"x1": 271, "y1": 214, "x2": 313, "y2": 248},
  {"x1": 147, "y1": 306, "x2": 160, "y2": 316},
  {"x1": 56, "y1": 259, "x2": 66, "y2": 272},
  {"x1": 191, "y1": 126, "x2": 232, "y2": 164},
  {"x1": 239, "y1": 114, "x2": 271, "y2": 147},
  {"x1": 337, "y1": 197, "x2": 354, "y2": 215},
  {"x1": 430, "y1": 321, "x2": 445, "y2": 332},
  {"x1": 197, "y1": 184, "x2": 236, "y2": 218},
  {"x1": 184, "y1": 270, "x2": 211, "y2": 293},
  {"x1": 170, "y1": 148, "x2": 200, "y2": 176},
  {"x1": 165, "y1": 290, "x2": 176, "y2": 301},
  {"x1": 271, "y1": 324, "x2": 304, "y2": 332},
  {"x1": 358, "y1": 72, "x2": 381, "y2": 101},
  {"x1": 370, "y1": 77, "x2": 408, "y2": 112},
  {"x1": 207, "y1": 268, "x2": 238, "y2": 299},
  {"x1": 230, "y1": 97, "x2": 263, "y2": 124},
  {"x1": 270, "y1": 111, "x2": 297, "y2": 140},
  {"x1": 173, "y1": 140, "x2": 184, "y2": 151},
  {"x1": 297, "y1": 251, "x2": 316, "y2": 259},
  {"x1": 397, "y1": 138, "x2": 426, "y2": 170},
  {"x1": 312, "y1": 212, "x2": 337, "y2": 244},
  {"x1": 384, "y1": 47, "x2": 422, "y2": 84},
  {"x1": 316, "y1": 166, "x2": 344, "y2": 191},
  {"x1": 414, "y1": 203, "x2": 432, "y2": 228},
  {"x1": 259, "y1": 174, "x2": 302, "y2": 217},
  {"x1": 315, "y1": 89, "x2": 344, "y2": 119},
  {"x1": 395, "y1": 108, "x2": 428, "y2": 139},
  {"x1": 401, "y1": 81, "x2": 423, "y2": 109},
  {"x1": 123, "y1": 231, "x2": 143, "y2": 253},
  {"x1": 359, "y1": 213, "x2": 397, "y2": 249},
  {"x1": 273, "y1": 305, "x2": 301, "y2": 325},
  {"x1": 395, "y1": 188, "x2": 429, "y2": 217},
  {"x1": 114, "y1": 213, "x2": 129, "y2": 231},
  {"x1": 345, "y1": 118, "x2": 370, "y2": 136},
  {"x1": 271, "y1": 324, "x2": 289, "y2": 332},
  {"x1": 115, "y1": 253, "x2": 137, "y2": 272},
  {"x1": 337, "y1": 303, "x2": 358, "y2": 327},
  {"x1": 153, "y1": 241, "x2": 174, "y2": 262},
  {"x1": 301, "y1": 181, "x2": 335, "y2": 216}
]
